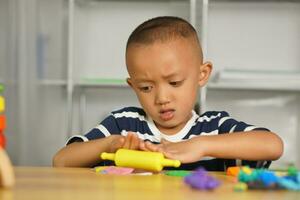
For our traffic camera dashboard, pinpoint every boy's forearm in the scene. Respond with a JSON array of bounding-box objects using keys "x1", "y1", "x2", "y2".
[
  {"x1": 53, "y1": 136, "x2": 113, "y2": 168},
  {"x1": 198, "y1": 131, "x2": 283, "y2": 161}
]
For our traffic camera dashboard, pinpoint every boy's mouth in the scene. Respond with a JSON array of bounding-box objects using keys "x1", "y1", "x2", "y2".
[{"x1": 159, "y1": 109, "x2": 175, "y2": 121}]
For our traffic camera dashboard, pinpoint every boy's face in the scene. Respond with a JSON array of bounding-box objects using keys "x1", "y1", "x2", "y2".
[{"x1": 126, "y1": 38, "x2": 211, "y2": 135}]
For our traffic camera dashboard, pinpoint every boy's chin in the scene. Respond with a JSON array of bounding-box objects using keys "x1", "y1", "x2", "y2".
[{"x1": 155, "y1": 120, "x2": 182, "y2": 130}]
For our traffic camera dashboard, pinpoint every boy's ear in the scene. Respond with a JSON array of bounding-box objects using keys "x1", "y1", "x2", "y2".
[
  {"x1": 198, "y1": 61, "x2": 213, "y2": 87},
  {"x1": 126, "y1": 78, "x2": 134, "y2": 89}
]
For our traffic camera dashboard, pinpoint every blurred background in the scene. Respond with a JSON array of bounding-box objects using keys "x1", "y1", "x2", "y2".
[{"x1": 0, "y1": 0, "x2": 299, "y2": 168}]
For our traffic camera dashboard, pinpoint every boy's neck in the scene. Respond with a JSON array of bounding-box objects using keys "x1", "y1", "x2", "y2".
[{"x1": 153, "y1": 112, "x2": 195, "y2": 135}]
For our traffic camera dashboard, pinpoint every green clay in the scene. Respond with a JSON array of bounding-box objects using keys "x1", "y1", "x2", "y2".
[{"x1": 164, "y1": 170, "x2": 191, "y2": 177}]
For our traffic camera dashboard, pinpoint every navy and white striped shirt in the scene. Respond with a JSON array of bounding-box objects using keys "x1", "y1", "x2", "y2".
[{"x1": 67, "y1": 107, "x2": 271, "y2": 171}]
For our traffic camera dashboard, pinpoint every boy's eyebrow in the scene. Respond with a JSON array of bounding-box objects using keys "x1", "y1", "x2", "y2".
[
  {"x1": 133, "y1": 72, "x2": 181, "y2": 82},
  {"x1": 133, "y1": 78, "x2": 153, "y2": 83},
  {"x1": 162, "y1": 72, "x2": 181, "y2": 79}
]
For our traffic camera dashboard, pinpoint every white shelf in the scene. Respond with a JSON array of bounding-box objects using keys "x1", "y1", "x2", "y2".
[
  {"x1": 75, "y1": 0, "x2": 187, "y2": 3},
  {"x1": 39, "y1": 79, "x2": 67, "y2": 86},
  {"x1": 38, "y1": 78, "x2": 129, "y2": 87},
  {"x1": 208, "y1": 81, "x2": 300, "y2": 92},
  {"x1": 76, "y1": 78, "x2": 128, "y2": 88},
  {"x1": 212, "y1": 0, "x2": 299, "y2": 2},
  {"x1": 38, "y1": 74, "x2": 300, "y2": 91},
  {"x1": 209, "y1": 69, "x2": 300, "y2": 91}
]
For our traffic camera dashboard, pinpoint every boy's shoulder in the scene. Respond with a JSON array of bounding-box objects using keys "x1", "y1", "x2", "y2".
[
  {"x1": 111, "y1": 106, "x2": 146, "y2": 116},
  {"x1": 199, "y1": 110, "x2": 230, "y2": 118}
]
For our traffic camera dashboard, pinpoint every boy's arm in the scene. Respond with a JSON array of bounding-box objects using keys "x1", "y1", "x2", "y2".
[
  {"x1": 141, "y1": 130, "x2": 283, "y2": 164},
  {"x1": 53, "y1": 132, "x2": 142, "y2": 167}
]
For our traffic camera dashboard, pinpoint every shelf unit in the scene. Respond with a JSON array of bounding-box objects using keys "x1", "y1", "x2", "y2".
[
  {"x1": 61, "y1": 0, "x2": 207, "y2": 137},
  {"x1": 35, "y1": 0, "x2": 300, "y2": 137}
]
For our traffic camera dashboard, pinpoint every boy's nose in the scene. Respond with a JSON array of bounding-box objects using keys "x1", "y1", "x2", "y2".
[{"x1": 155, "y1": 87, "x2": 170, "y2": 105}]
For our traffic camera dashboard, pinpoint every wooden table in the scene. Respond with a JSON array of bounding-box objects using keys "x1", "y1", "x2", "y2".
[{"x1": 0, "y1": 167, "x2": 299, "y2": 200}]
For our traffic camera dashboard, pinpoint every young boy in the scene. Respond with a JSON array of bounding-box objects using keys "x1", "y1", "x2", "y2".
[{"x1": 53, "y1": 16, "x2": 283, "y2": 171}]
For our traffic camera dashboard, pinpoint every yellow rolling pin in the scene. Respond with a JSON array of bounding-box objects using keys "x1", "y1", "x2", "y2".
[{"x1": 101, "y1": 149, "x2": 181, "y2": 172}]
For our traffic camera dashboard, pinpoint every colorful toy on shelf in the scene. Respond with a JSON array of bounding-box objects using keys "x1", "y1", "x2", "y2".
[
  {"x1": 0, "y1": 84, "x2": 6, "y2": 148},
  {"x1": 0, "y1": 95, "x2": 4, "y2": 113},
  {"x1": 101, "y1": 149, "x2": 181, "y2": 172},
  {"x1": 0, "y1": 130, "x2": 5, "y2": 148},
  {"x1": 0, "y1": 84, "x2": 15, "y2": 188},
  {"x1": 184, "y1": 168, "x2": 220, "y2": 190},
  {"x1": 0, "y1": 115, "x2": 6, "y2": 134}
]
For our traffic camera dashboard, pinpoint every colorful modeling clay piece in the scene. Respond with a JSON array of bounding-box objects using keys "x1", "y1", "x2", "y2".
[
  {"x1": 241, "y1": 166, "x2": 252, "y2": 175},
  {"x1": 95, "y1": 166, "x2": 108, "y2": 173},
  {"x1": 238, "y1": 168, "x2": 260, "y2": 183},
  {"x1": 287, "y1": 165, "x2": 298, "y2": 176},
  {"x1": 132, "y1": 172, "x2": 153, "y2": 176},
  {"x1": 184, "y1": 168, "x2": 220, "y2": 190},
  {"x1": 164, "y1": 170, "x2": 191, "y2": 177},
  {"x1": 96, "y1": 166, "x2": 134, "y2": 175},
  {"x1": 233, "y1": 182, "x2": 248, "y2": 192},
  {"x1": 226, "y1": 166, "x2": 240, "y2": 177},
  {"x1": 101, "y1": 149, "x2": 180, "y2": 172},
  {"x1": 277, "y1": 176, "x2": 300, "y2": 191},
  {"x1": 237, "y1": 166, "x2": 300, "y2": 191},
  {"x1": 259, "y1": 171, "x2": 278, "y2": 186},
  {"x1": 247, "y1": 180, "x2": 283, "y2": 190}
]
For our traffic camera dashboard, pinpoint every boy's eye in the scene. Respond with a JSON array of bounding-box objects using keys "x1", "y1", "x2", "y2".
[
  {"x1": 139, "y1": 86, "x2": 152, "y2": 92},
  {"x1": 169, "y1": 80, "x2": 183, "y2": 87}
]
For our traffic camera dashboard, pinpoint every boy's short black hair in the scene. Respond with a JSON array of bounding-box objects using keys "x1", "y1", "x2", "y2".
[{"x1": 126, "y1": 16, "x2": 200, "y2": 49}]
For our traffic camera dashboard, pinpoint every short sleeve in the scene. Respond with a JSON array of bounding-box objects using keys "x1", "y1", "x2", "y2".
[
  {"x1": 216, "y1": 111, "x2": 272, "y2": 169},
  {"x1": 217, "y1": 111, "x2": 270, "y2": 134},
  {"x1": 66, "y1": 114, "x2": 121, "y2": 145}
]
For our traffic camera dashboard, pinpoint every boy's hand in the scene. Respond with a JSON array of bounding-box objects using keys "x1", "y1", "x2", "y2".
[
  {"x1": 108, "y1": 132, "x2": 144, "y2": 153},
  {"x1": 139, "y1": 137, "x2": 205, "y2": 163}
]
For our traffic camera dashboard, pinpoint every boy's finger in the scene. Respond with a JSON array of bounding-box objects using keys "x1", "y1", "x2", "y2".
[
  {"x1": 117, "y1": 137, "x2": 125, "y2": 148},
  {"x1": 110, "y1": 136, "x2": 125, "y2": 152},
  {"x1": 145, "y1": 141, "x2": 159, "y2": 152},
  {"x1": 123, "y1": 133, "x2": 132, "y2": 149},
  {"x1": 162, "y1": 150, "x2": 176, "y2": 160},
  {"x1": 130, "y1": 133, "x2": 140, "y2": 149},
  {"x1": 139, "y1": 142, "x2": 147, "y2": 151}
]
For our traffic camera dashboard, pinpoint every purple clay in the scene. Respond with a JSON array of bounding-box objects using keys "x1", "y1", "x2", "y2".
[{"x1": 184, "y1": 168, "x2": 220, "y2": 190}]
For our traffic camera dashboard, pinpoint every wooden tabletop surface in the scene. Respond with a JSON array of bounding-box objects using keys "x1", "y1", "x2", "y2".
[{"x1": 0, "y1": 167, "x2": 299, "y2": 200}]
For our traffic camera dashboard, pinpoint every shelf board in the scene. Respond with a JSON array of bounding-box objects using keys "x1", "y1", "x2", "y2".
[
  {"x1": 39, "y1": 72, "x2": 300, "y2": 91},
  {"x1": 75, "y1": 0, "x2": 188, "y2": 6},
  {"x1": 76, "y1": 0, "x2": 186, "y2": 2},
  {"x1": 209, "y1": 69, "x2": 300, "y2": 91},
  {"x1": 211, "y1": 0, "x2": 300, "y2": 2},
  {"x1": 39, "y1": 79, "x2": 67, "y2": 86},
  {"x1": 76, "y1": 78, "x2": 128, "y2": 88},
  {"x1": 208, "y1": 81, "x2": 300, "y2": 92}
]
